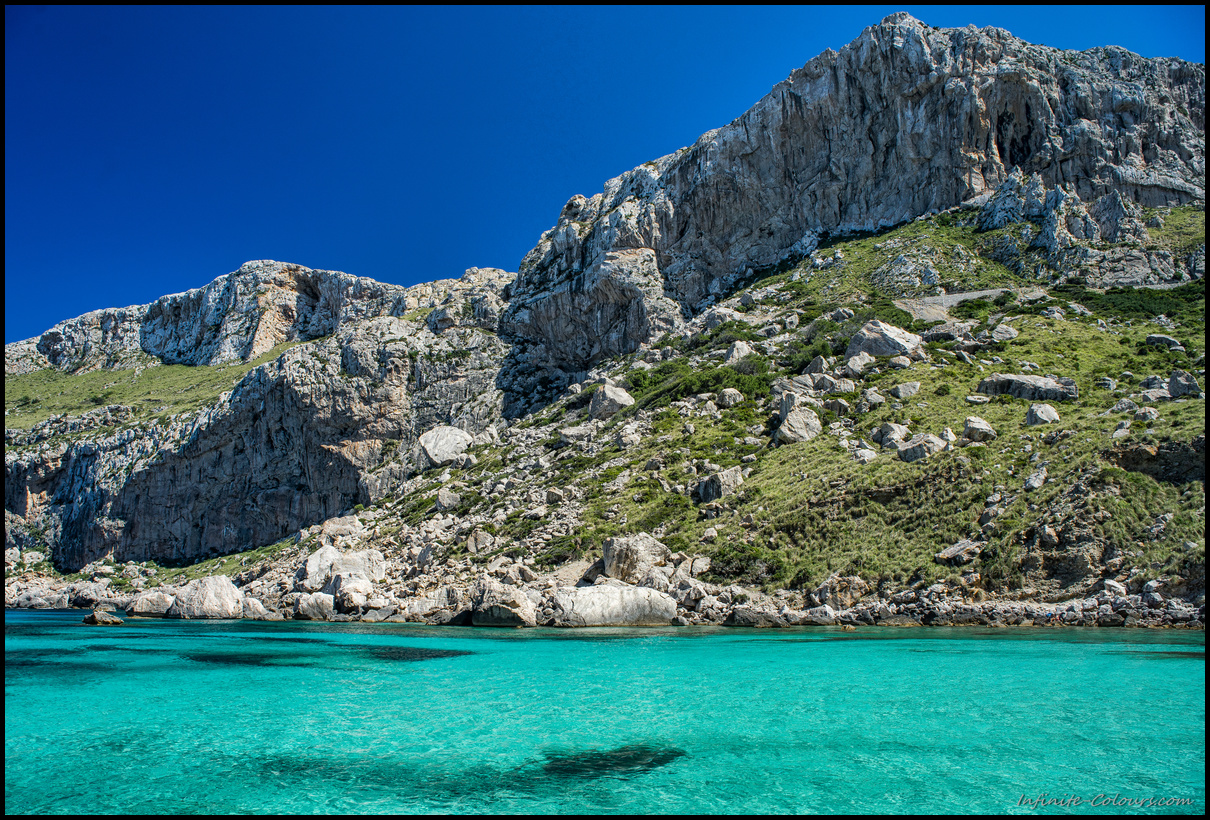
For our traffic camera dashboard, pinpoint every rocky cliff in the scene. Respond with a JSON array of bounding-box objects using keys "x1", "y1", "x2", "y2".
[
  {"x1": 5, "y1": 14, "x2": 1206, "y2": 626},
  {"x1": 5, "y1": 260, "x2": 512, "y2": 376},
  {"x1": 501, "y1": 12, "x2": 1204, "y2": 371}
]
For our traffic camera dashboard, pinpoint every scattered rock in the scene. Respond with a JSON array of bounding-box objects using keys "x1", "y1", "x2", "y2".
[
  {"x1": 963, "y1": 416, "x2": 998, "y2": 442},
  {"x1": 844, "y1": 320, "x2": 922, "y2": 359},
  {"x1": 419, "y1": 425, "x2": 474, "y2": 468},
  {"x1": 1025, "y1": 403, "x2": 1060, "y2": 425},
  {"x1": 589, "y1": 385, "x2": 635, "y2": 419},
  {"x1": 695, "y1": 466, "x2": 745, "y2": 504}
]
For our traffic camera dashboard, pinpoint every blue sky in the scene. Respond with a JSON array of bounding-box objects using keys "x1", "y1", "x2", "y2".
[{"x1": 4, "y1": 6, "x2": 1205, "y2": 344}]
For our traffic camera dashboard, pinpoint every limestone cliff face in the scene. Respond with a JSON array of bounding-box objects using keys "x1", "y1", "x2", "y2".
[
  {"x1": 501, "y1": 12, "x2": 1205, "y2": 370},
  {"x1": 5, "y1": 260, "x2": 514, "y2": 376},
  {"x1": 6, "y1": 291, "x2": 511, "y2": 570}
]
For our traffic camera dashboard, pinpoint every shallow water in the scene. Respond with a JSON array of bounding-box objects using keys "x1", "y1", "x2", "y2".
[{"x1": 4, "y1": 610, "x2": 1204, "y2": 814}]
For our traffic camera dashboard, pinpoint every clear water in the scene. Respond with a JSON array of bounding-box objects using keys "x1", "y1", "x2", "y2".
[{"x1": 5, "y1": 610, "x2": 1204, "y2": 814}]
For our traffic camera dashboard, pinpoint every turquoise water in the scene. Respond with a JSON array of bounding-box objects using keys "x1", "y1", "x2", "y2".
[{"x1": 5, "y1": 610, "x2": 1204, "y2": 814}]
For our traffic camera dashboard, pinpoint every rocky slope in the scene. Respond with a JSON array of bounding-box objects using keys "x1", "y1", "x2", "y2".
[
  {"x1": 5, "y1": 14, "x2": 1206, "y2": 628},
  {"x1": 501, "y1": 12, "x2": 1204, "y2": 375}
]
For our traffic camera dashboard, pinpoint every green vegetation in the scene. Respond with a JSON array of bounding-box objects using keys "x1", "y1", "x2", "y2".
[
  {"x1": 1053, "y1": 279, "x2": 1205, "y2": 335},
  {"x1": 627, "y1": 358, "x2": 773, "y2": 411},
  {"x1": 5, "y1": 341, "x2": 305, "y2": 430},
  {"x1": 1144, "y1": 204, "x2": 1206, "y2": 256}
]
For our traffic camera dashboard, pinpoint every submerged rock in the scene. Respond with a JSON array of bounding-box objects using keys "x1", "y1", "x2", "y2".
[
  {"x1": 83, "y1": 608, "x2": 123, "y2": 625},
  {"x1": 540, "y1": 744, "x2": 687, "y2": 778}
]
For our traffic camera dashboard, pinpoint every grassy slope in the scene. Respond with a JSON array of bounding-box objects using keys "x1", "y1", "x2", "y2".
[{"x1": 4, "y1": 341, "x2": 304, "y2": 430}]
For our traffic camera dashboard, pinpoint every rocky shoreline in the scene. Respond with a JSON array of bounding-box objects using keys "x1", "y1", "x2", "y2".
[{"x1": 7, "y1": 531, "x2": 1204, "y2": 630}]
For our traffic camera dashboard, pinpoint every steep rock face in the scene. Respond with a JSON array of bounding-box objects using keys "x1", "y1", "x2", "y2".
[
  {"x1": 6, "y1": 312, "x2": 510, "y2": 570},
  {"x1": 5, "y1": 261, "x2": 514, "y2": 376},
  {"x1": 501, "y1": 12, "x2": 1204, "y2": 370}
]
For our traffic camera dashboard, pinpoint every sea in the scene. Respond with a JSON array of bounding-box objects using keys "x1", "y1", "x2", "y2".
[{"x1": 4, "y1": 610, "x2": 1204, "y2": 814}]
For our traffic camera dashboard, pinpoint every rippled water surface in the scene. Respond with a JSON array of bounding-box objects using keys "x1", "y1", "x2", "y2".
[{"x1": 5, "y1": 610, "x2": 1204, "y2": 814}]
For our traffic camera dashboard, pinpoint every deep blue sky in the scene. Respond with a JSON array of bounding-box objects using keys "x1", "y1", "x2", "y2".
[{"x1": 5, "y1": 6, "x2": 1205, "y2": 343}]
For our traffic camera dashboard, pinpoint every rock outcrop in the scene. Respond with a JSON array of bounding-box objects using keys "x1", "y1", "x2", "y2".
[
  {"x1": 501, "y1": 13, "x2": 1204, "y2": 370},
  {"x1": 6, "y1": 282, "x2": 511, "y2": 570}
]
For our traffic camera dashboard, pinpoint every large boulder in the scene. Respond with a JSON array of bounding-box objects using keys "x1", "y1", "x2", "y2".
[
  {"x1": 963, "y1": 416, "x2": 998, "y2": 442},
  {"x1": 295, "y1": 545, "x2": 386, "y2": 593},
  {"x1": 1025, "y1": 403, "x2": 1061, "y2": 425},
  {"x1": 1168, "y1": 369, "x2": 1201, "y2": 398},
  {"x1": 717, "y1": 387, "x2": 744, "y2": 408},
  {"x1": 319, "y1": 514, "x2": 365, "y2": 544},
  {"x1": 977, "y1": 374, "x2": 1078, "y2": 401},
  {"x1": 471, "y1": 577, "x2": 537, "y2": 627},
  {"x1": 241, "y1": 596, "x2": 278, "y2": 620},
  {"x1": 418, "y1": 425, "x2": 474, "y2": 468},
  {"x1": 989, "y1": 323, "x2": 1019, "y2": 342},
  {"x1": 695, "y1": 466, "x2": 744, "y2": 504},
  {"x1": 811, "y1": 575, "x2": 868, "y2": 610},
  {"x1": 776, "y1": 407, "x2": 822, "y2": 444},
  {"x1": 935, "y1": 539, "x2": 983, "y2": 566},
  {"x1": 165, "y1": 575, "x2": 244, "y2": 619},
  {"x1": 1145, "y1": 333, "x2": 1184, "y2": 351},
  {"x1": 602, "y1": 533, "x2": 671, "y2": 584},
  {"x1": 329, "y1": 573, "x2": 374, "y2": 613},
  {"x1": 898, "y1": 433, "x2": 947, "y2": 463},
  {"x1": 725, "y1": 340, "x2": 754, "y2": 365},
  {"x1": 293, "y1": 592, "x2": 335, "y2": 621},
  {"x1": 588, "y1": 384, "x2": 635, "y2": 419},
  {"x1": 922, "y1": 321, "x2": 975, "y2": 343},
  {"x1": 551, "y1": 583, "x2": 677, "y2": 626},
  {"x1": 724, "y1": 605, "x2": 787, "y2": 628},
  {"x1": 127, "y1": 590, "x2": 175, "y2": 617},
  {"x1": 844, "y1": 320, "x2": 922, "y2": 359}
]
